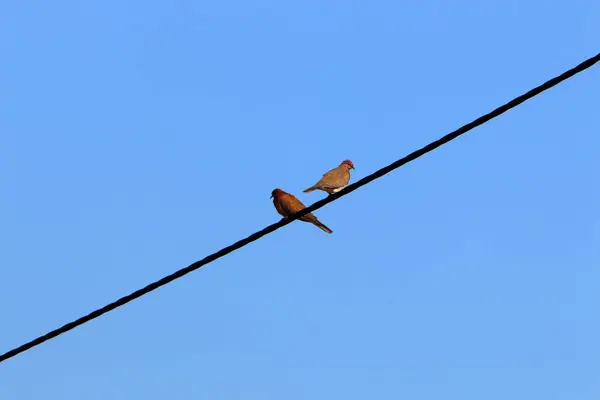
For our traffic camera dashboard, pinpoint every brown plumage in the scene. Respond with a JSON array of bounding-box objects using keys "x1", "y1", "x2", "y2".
[
  {"x1": 303, "y1": 159, "x2": 355, "y2": 195},
  {"x1": 271, "y1": 188, "x2": 333, "y2": 234}
]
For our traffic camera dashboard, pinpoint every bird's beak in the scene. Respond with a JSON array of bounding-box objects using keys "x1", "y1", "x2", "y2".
[
  {"x1": 351, "y1": 166, "x2": 355, "y2": 170},
  {"x1": 270, "y1": 195, "x2": 273, "y2": 198}
]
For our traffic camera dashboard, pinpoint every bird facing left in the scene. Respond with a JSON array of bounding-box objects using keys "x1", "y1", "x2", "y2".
[{"x1": 271, "y1": 188, "x2": 333, "y2": 234}]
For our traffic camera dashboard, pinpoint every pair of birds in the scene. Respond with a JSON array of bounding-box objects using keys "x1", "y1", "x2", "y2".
[{"x1": 271, "y1": 159, "x2": 355, "y2": 234}]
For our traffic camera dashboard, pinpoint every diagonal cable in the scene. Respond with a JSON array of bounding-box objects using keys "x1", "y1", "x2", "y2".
[{"x1": 1, "y1": 52, "x2": 598, "y2": 364}]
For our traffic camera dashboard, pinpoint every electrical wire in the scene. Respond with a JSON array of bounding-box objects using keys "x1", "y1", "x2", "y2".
[{"x1": 1, "y1": 52, "x2": 598, "y2": 364}]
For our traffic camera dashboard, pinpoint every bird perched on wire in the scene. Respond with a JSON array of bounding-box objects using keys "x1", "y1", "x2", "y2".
[
  {"x1": 271, "y1": 188, "x2": 333, "y2": 234},
  {"x1": 303, "y1": 159, "x2": 355, "y2": 195}
]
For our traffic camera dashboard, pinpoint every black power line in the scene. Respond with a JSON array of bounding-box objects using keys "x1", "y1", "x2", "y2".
[{"x1": 2, "y1": 52, "x2": 599, "y2": 364}]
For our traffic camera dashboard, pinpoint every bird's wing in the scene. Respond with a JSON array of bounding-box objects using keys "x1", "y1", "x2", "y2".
[
  {"x1": 316, "y1": 167, "x2": 349, "y2": 189},
  {"x1": 280, "y1": 194, "x2": 306, "y2": 215}
]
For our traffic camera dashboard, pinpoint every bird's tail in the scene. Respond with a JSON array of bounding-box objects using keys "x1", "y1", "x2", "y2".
[
  {"x1": 311, "y1": 219, "x2": 333, "y2": 234},
  {"x1": 303, "y1": 186, "x2": 318, "y2": 193}
]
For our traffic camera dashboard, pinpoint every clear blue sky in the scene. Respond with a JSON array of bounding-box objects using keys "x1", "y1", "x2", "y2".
[{"x1": 2, "y1": 0, "x2": 599, "y2": 398}]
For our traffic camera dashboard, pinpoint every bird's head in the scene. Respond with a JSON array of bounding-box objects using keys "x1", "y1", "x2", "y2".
[
  {"x1": 270, "y1": 188, "x2": 285, "y2": 199},
  {"x1": 341, "y1": 159, "x2": 355, "y2": 170}
]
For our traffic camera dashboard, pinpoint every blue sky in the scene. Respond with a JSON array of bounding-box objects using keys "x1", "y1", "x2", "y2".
[{"x1": 1, "y1": 0, "x2": 599, "y2": 398}]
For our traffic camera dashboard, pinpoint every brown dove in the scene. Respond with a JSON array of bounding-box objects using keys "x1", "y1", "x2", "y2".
[
  {"x1": 303, "y1": 159, "x2": 355, "y2": 195},
  {"x1": 271, "y1": 188, "x2": 333, "y2": 234}
]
